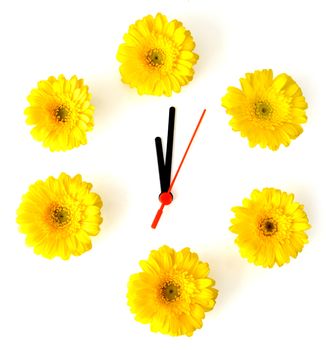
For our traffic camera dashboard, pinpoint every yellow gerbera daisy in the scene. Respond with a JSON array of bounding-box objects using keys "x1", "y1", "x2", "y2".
[
  {"x1": 24, "y1": 74, "x2": 95, "y2": 151},
  {"x1": 127, "y1": 245, "x2": 218, "y2": 336},
  {"x1": 230, "y1": 188, "x2": 310, "y2": 267},
  {"x1": 116, "y1": 13, "x2": 199, "y2": 96},
  {"x1": 17, "y1": 173, "x2": 103, "y2": 260},
  {"x1": 221, "y1": 69, "x2": 308, "y2": 150}
]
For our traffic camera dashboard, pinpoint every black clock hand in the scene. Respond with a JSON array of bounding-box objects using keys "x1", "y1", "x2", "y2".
[
  {"x1": 154, "y1": 107, "x2": 175, "y2": 193},
  {"x1": 155, "y1": 136, "x2": 165, "y2": 193},
  {"x1": 164, "y1": 106, "x2": 175, "y2": 192}
]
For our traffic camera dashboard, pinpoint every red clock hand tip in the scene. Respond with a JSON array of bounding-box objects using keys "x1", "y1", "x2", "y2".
[
  {"x1": 151, "y1": 193, "x2": 173, "y2": 229},
  {"x1": 151, "y1": 205, "x2": 164, "y2": 229}
]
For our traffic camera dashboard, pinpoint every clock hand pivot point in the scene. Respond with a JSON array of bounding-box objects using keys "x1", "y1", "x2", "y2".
[{"x1": 159, "y1": 192, "x2": 173, "y2": 205}]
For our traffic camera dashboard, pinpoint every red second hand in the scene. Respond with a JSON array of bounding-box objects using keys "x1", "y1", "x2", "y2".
[{"x1": 151, "y1": 109, "x2": 207, "y2": 229}]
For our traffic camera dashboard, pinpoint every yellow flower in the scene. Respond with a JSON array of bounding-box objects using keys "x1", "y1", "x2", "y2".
[
  {"x1": 127, "y1": 245, "x2": 218, "y2": 336},
  {"x1": 221, "y1": 69, "x2": 308, "y2": 150},
  {"x1": 230, "y1": 188, "x2": 310, "y2": 267},
  {"x1": 116, "y1": 13, "x2": 199, "y2": 96},
  {"x1": 24, "y1": 75, "x2": 95, "y2": 151},
  {"x1": 17, "y1": 173, "x2": 103, "y2": 260}
]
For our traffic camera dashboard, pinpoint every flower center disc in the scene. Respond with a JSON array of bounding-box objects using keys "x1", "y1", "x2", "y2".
[
  {"x1": 146, "y1": 48, "x2": 165, "y2": 67},
  {"x1": 51, "y1": 206, "x2": 71, "y2": 226},
  {"x1": 255, "y1": 101, "x2": 272, "y2": 119},
  {"x1": 161, "y1": 282, "x2": 180, "y2": 302},
  {"x1": 55, "y1": 105, "x2": 70, "y2": 122},
  {"x1": 260, "y1": 218, "x2": 278, "y2": 236}
]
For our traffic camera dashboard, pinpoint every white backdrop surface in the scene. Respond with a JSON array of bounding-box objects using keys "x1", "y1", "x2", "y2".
[{"x1": 0, "y1": 0, "x2": 325, "y2": 349}]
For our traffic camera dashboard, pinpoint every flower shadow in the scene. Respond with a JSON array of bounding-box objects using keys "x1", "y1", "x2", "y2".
[
  {"x1": 89, "y1": 72, "x2": 140, "y2": 129},
  {"x1": 91, "y1": 174, "x2": 129, "y2": 238},
  {"x1": 189, "y1": 15, "x2": 224, "y2": 76},
  {"x1": 205, "y1": 247, "x2": 249, "y2": 313}
]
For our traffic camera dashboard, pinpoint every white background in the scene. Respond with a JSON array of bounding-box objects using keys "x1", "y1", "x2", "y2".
[{"x1": 1, "y1": 0, "x2": 325, "y2": 349}]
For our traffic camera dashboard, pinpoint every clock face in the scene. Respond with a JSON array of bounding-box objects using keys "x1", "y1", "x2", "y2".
[{"x1": 0, "y1": 0, "x2": 324, "y2": 349}]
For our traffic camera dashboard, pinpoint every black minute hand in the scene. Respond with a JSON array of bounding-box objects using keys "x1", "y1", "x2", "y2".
[
  {"x1": 164, "y1": 106, "x2": 175, "y2": 192},
  {"x1": 154, "y1": 106, "x2": 175, "y2": 194}
]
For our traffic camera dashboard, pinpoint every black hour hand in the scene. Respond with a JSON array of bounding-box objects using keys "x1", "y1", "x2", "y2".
[{"x1": 155, "y1": 136, "x2": 166, "y2": 192}]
